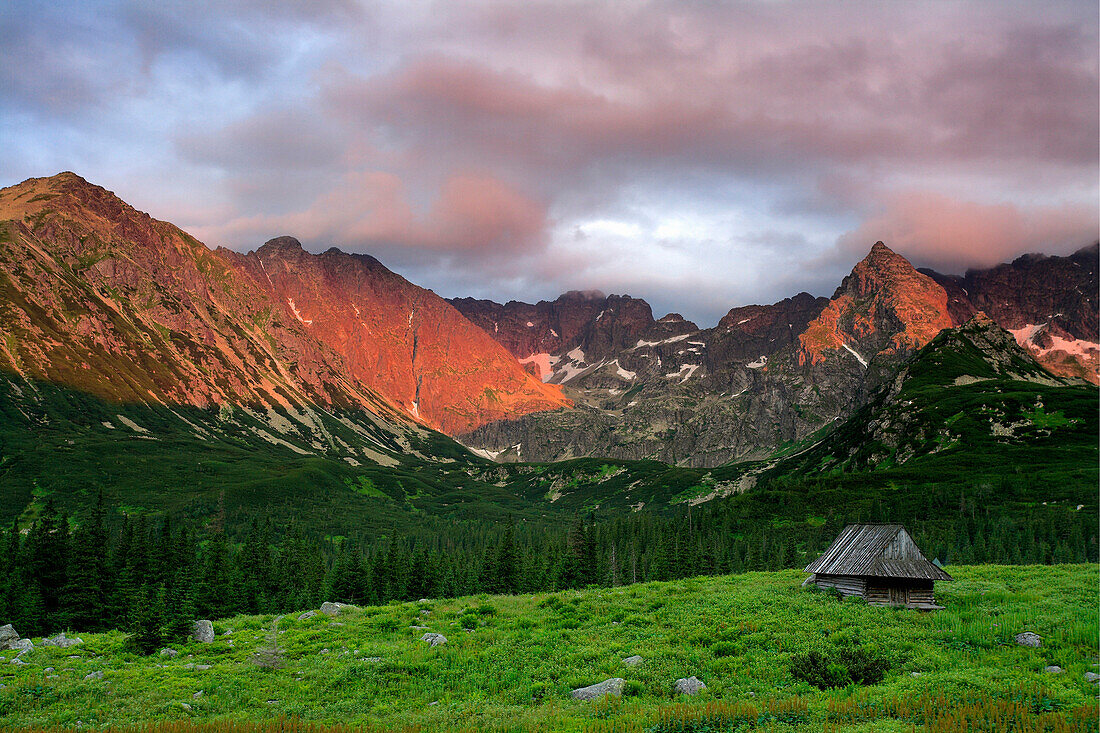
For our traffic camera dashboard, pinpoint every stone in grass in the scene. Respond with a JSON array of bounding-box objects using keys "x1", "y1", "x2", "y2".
[
  {"x1": 421, "y1": 633, "x2": 447, "y2": 647},
  {"x1": 11, "y1": 657, "x2": 27, "y2": 666},
  {"x1": 191, "y1": 620, "x2": 215, "y2": 644},
  {"x1": 159, "y1": 648, "x2": 179, "y2": 658},
  {"x1": 1085, "y1": 672, "x2": 1100, "y2": 684},
  {"x1": 181, "y1": 703, "x2": 192, "y2": 712},
  {"x1": 622, "y1": 655, "x2": 643, "y2": 667},
  {"x1": 11, "y1": 639, "x2": 33, "y2": 655},
  {"x1": 183, "y1": 663, "x2": 212, "y2": 671},
  {"x1": 298, "y1": 611, "x2": 317, "y2": 621},
  {"x1": 42, "y1": 632, "x2": 83, "y2": 648},
  {"x1": 0, "y1": 625, "x2": 18, "y2": 648},
  {"x1": 84, "y1": 671, "x2": 103, "y2": 681},
  {"x1": 1014, "y1": 632, "x2": 1041, "y2": 648},
  {"x1": 674, "y1": 676, "x2": 707, "y2": 696},
  {"x1": 320, "y1": 601, "x2": 357, "y2": 617},
  {"x1": 571, "y1": 678, "x2": 625, "y2": 701},
  {"x1": 193, "y1": 690, "x2": 204, "y2": 699},
  {"x1": 1044, "y1": 666, "x2": 1064, "y2": 674}
]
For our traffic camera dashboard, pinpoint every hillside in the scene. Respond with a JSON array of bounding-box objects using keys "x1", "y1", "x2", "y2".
[
  {"x1": 0, "y1": 566, "x2": 1096, "y2": 732},
  {"x1": 0, "y1": 173, "x2": 567, "y2": 440}
]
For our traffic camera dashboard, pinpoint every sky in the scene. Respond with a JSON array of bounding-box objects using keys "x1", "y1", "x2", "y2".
[{"x1": 2, "y1": 1, "x2": 1097, "y2": 326}]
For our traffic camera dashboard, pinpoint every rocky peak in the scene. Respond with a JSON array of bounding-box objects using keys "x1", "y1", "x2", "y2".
[
  {"x1": 799, "y1": 241, "x2": 953, "y2": 366},
  {"x1": 256, "y1": 236, "x2": 306, "y2": 256}
]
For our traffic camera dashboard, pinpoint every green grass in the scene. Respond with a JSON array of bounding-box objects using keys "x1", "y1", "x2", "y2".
[{"x1": 0, "y1": 565, "x2": 1096, "y2": 731}]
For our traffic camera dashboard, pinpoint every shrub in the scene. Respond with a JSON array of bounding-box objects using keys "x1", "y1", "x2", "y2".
[
  {"x1": 712, "y1": 641, "x2": 740, "y2": 658},
  {"x1": 790, "y1": 644, "x2": 895, "y2": 689}
]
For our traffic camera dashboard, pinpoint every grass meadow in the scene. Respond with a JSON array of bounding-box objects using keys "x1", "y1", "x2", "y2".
[{"x1": 1, "y1": 565, "x2": 1096, "y2": 732}]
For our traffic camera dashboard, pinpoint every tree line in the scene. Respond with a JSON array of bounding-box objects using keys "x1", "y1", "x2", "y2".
[{"x1": 2, "y1": 480, "x2": 1094, "y2": 652}]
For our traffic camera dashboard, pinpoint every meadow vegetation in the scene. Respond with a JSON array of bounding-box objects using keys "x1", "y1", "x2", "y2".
[{"x1": 1, "y1": 565, "x2": 1096, "y2": 732}]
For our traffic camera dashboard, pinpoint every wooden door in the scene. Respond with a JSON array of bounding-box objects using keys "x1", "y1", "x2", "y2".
[{"x1": 888, "y1": 586, "x2": 908, "y2": 606}]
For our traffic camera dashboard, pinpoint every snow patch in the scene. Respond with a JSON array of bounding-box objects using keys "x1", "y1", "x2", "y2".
[
  {"x1": 747, "y1": 355, "x2": 767, "y2": 369},
  {"x1": 635, "y1": 333, "x2": 691, "y2": 348},
  {"x1": 550, "y1": 328, "x2": 559, "y2": 337},
  {"x1": 469, "y1": 447, "x2": 503, "y2": 461},
  {"x1": 287, "y1": 298, "x2": 313, "y2": 326},
  {"x1": 519, "y1": 352, "x2": 559, "y2": 382},
  {"x1": 409, "y1": 401, "x2": 420, "y2": 418},
  {"x1": 737, "y1": 318, "x2": 752, "y2": 325},
  {"x1": 526, "y1": 321, "x2": 535, "y2": 327},
  {"x1": 664, "y1": 364, "x2": 700, "y2": 383},
  {"x1": 610, "y1": 359, "x2": 636, "y2": 380},
  {"x1": 841, "y1": 342, "x2": 868, "y2": 367},
  {"x1": 116, "y1": 415, "x2": 149, "y2": 434}
]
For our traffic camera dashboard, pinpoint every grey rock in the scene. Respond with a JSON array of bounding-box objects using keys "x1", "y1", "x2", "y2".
[
  {"x1": 183, "y1": 663, "x2": 211, "y2": 671},
  {"x1": 193, "y1": 690, "x2": 204, "y2": 699},
  {"x1": 1014, "y1": 632, "x2": 1042, "y2": 647},
  {"x1": 410, "y1": 625, "x2": 429, "y2": 631},
  {"x1": 1044, "y1": 666, "x2": 1064, "y2": 674},
  {"x1": 11, "y1": 639, "x2": 33, "y2": 655},
  {"x1": 46, "y1": 675, "x2": 58, "y2": 679},
  {"x1": 0, "y1": 624, "x2": 18, "y2": 648},
  {"x1": 364, "y1": 657, "x2": 383, "y2": 663},
  {"x1": 181, "y1": 703, "x2": 192, "y2": 711},
  {"x1": 571, "y1": 678, "x2": 625, "y2": 701},
  {"x1": 11, "y1": 657, "x2": 27, "y2": 666},
  {"x1": 159, "y1": 648, "x2": 179, "y2": 658},
  {"x1": 329, "y1": 622, "x2": 344, "y2": 627},
  {"x1": 1085, "y1": 672, "x2": 1100, "y2": 684},
  {"x1": 622, "y1": 655, "x2": 643, "y2": 667},
  {"x1": 44, "y1": 667, "x2": 54, "y2": 672},
  {"x1": 420, "y1": 633, "x2": 447, "y2": 647},
  {"x1": 297, "y1": 611, "x2": 317, "y2": 621},
  {"x1": 320, "y1": 601, "x2": 357, "y2": 617},
  {"x1": 191, "y1": 620, "x2": 215, "y2": 644},
  {"x1": 42, "y1": 632, "x2": 83, "y2": 648},
  {"x1": 83, "y1": 671, "x2": 103, "y2": 680},
  {"x1": 674, "y1": 676, "x2": 707, "y2": 695}
]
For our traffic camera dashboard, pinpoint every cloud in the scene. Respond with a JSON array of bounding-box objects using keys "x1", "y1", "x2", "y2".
[
  {"x1": 839, "y1": 191, "x2": 1100, "y2": 272},
  {"x1": 193, "y1": 170, "x2": 547, "y2": 257},
  {"x1": 2, "y1": 0, "x2": 1097, "y2": 326}
]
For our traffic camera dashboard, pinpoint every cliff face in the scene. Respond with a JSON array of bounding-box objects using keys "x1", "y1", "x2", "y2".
[
  {"x1": 923, "y1": 244, "x2": 1099, "y2": 383},
  {"x1": 0, "y1": 173, "x2": 567, "y2": 442},
  {"x1": 229, "y1": 238, "x2": 570, "y2": 435}
]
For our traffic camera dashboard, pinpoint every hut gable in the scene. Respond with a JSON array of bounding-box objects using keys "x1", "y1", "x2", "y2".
[{"x1": 805, "y1": 524, "x2": 952, "y2": 581}]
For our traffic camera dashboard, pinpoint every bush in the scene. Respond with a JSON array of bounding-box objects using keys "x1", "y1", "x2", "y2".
[
  {"x1": 790, "y1": 644, "x2": 895, "y2": 689},
  {"x1": 712, "y1": 640, "x2": 741, "y2": 657}
]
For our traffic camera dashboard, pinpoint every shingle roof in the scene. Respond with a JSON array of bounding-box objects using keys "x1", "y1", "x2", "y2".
[{"x1": 804, "y1": 524, "x2": 952, "y2": 581}]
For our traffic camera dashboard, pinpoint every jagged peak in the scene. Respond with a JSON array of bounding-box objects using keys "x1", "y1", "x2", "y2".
[
  {"x1": 559, "y1": 289, "x2": 607, "y2": 302},
  {"x1": 258, "y1": 235, "x2": 305, "y2": 254}
]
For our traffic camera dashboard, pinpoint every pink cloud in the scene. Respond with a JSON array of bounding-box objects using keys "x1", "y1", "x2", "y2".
[
  {"x1": 195, "y1": 170, "x2": 547, "y2": 256},
  {"x1": 839, "y1": 191, "x2": 1099, "y2": 272}
]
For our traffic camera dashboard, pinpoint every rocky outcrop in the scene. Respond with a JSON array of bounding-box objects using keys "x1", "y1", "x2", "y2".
[
  {"x1": 674, "y1": 676, "x2": 707, "y2": 695},
  {"x1": 190, "y1": 620, "x2": 215, "y2": 643},
  {"x1": 420, "y1": 633, "x2": 447, "y2": 647},
  {"x1": 42, "y1": 632, "x2": 83, "y2": 648},
  {"x1": 923, "y1": 244, "x2": 1099, "y2": 383},
  {"x1": 571, "y1": 678, "x2": 624, "y2": 700}
]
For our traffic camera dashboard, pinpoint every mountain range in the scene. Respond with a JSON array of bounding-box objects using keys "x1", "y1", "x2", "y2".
[{"x1": 0, "y1": 172, "x2": 1096, "y2": 528}]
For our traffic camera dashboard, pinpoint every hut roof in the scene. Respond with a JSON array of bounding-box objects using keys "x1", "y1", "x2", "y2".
[{"x1": 804, "y1": 524, "x2": 952, "y2": 581}]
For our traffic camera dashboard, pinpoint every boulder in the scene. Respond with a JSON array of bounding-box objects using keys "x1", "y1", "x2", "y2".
[
  {"x1": 674, "y1": 676, "x2": 707, "y2": 696},
  {"x1": 83, "y1": 671, "x2": 103, "y2": 681},
  {"x1": 0, "y1": 624, "x2": 18, "y2": 648},
  {"x1": 42, "y1": 632, "x2": 83, "y2": 649},
  {"x1": 320, "y1": 602, "x2": 357, "y2": 617},
  {"x1": 191, "y1": 620, "x2": 215, "y2": 644},
  {"x1": 160, "y1": 648, "x2": 179, "y2": 658},
  {"x1": 421, "y1": 633, "x2": 447, "y2": 647},
  {"x1": 1044, "y1": 665, "x2": 1064, "y2": 674},
  {"x1": 297, "y1": 611, "x2": 317, "y2": 621},
  {"x1": 1014, "y1": 632, "x2": 1041, "y2": 648},
  {"x1": 622, "y1": 655, "x2": 644, "y2": 667},
  {"x1": 11, "y1": 639, "x2": 33, "y2": 655},
  {"x1": 1085, "y1": 672, "x2": 1100, "y2": 684},
  {"x1": 572, "y1": 678, "x2": 625, "y2": 701},
  {"x1": 11, "y1": 657, "x2": 27, "y2": 666}
]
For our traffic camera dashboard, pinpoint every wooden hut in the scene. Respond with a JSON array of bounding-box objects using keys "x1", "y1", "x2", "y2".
[{"x1": 803, "y1": 524, "x2": 951, "y2": 609}]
